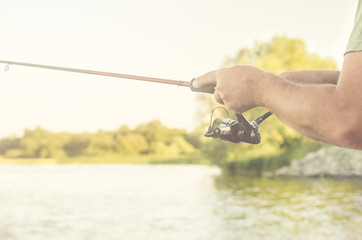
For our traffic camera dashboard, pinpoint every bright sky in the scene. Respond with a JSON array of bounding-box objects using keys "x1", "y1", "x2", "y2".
[{"x1": 0, "y1": 0, "x2": 358, "y2": 137}]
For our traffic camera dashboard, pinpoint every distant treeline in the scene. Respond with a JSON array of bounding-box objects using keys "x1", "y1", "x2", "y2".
[{"x1": 0, "y1": 120, "x2": 202, "y2": 159}]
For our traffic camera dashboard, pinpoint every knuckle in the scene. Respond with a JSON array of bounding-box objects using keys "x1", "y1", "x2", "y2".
[
  {"x1": 279, "y1": 72, "x2": 289, "y2": 79},
  {"x1": 227, "y1": 102, "x2": 238, "y2": 111},
  {"x1": 214, "y1": 91, "x2": 222, "y2": 103}
]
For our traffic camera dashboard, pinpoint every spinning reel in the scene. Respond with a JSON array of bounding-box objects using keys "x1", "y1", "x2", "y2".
[
  {"x1": 189, "y1": 79, "x2": 272, "y2": 144},
  {"x1": 204, "y1": 107, "x2": 272, "y2": 144}
]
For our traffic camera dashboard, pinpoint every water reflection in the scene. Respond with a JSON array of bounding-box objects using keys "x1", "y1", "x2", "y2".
[{"x1": 212, "y1": 176, "x2": 362, "y2": 240}]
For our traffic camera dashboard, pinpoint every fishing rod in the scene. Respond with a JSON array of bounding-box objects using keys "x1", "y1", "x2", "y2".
[{"x1": 0, "y1": 59, "x2": 272, "y2": 144}]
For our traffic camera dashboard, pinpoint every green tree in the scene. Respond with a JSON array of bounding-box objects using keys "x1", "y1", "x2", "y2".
[
  {"x1": 134, "y1": 120, "x2": 197, "y2": 156},
  {"x1": 20, "y1": 127, "x2": 67, "y2": 158},
  {"x1": 0, "y1": 137, "x2": 21, "y2": 156},
  {"x1": 63, "y1": 134, "x2": 90, "y2": 157},
  {"x1": 135, "y1": 120, "x2": 169, "y2": 154},
  {"x1": 114, "y1": 133, "x2": 149, "y2": 155},
  {"x1": 84, "y1": 130, "x2": 116, "y2": 155},
  {"x1": 224, "y1": 35, "x2": 336, "y2": 72}
]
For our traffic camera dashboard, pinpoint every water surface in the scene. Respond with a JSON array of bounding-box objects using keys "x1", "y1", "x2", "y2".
[{"x1": 0, "y1": 165, "x2": 360, "y2": 240}]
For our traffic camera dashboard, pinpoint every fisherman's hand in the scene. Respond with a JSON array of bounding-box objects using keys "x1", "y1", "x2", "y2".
[{"x1": 193, "y1": 66, "x2": 271, "y2": 113}]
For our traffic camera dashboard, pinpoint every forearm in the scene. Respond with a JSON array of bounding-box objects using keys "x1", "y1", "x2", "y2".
[
  {"x1": 279, "y1": 70, "x2": 340, "y2": 85},
  {"x1": 260, "y1": 67, "x2": 361, "y2": 149},
  {"x1": 260, "y1": 74, "x2": 340, "y2": 141}
]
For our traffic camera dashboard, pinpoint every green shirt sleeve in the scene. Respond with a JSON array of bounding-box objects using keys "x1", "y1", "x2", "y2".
[{"x1": 346, "y1": 0, "x2": 362, "y2": 53}]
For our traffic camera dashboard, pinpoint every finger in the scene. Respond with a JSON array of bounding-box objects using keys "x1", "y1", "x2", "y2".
[
  {"x1": 192, "y1": 70, "x2": 218, "y2": 88},
  {"x1": 214, "y1": 90, "x2": 224, "y2": 104}
]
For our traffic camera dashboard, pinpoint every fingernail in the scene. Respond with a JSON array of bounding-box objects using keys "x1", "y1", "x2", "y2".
[{"x1": 192, "y1": 78, "x2": 199, "y2": 88}]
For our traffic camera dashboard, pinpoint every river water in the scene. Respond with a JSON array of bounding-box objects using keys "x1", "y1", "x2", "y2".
[{"x1": 0, "y1": 165, "x2": 361, "y2": 240}]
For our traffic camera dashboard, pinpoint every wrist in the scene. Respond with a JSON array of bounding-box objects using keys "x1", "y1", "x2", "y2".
[{"x1": 254, "y1": 71, "x2": 278, "y2": 108}]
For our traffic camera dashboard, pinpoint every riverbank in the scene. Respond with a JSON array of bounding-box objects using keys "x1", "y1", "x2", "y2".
[
  {"x1": 276, "y1": 146, "x2": 362, "y2": 178},
  {"x1": 0, "y1": 157, "x2": 57, "y2": 165},
  {"x1": 2, "y1": 146, "x2": 361, "y2": 179},
  {"x1": 0, "y1": 154, "x2": 208, "y2": 165}
]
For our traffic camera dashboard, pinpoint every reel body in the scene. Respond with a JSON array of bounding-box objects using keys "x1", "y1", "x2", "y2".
[{"x1": 204, "y1": 108, "x2": 271, "y2": 144}]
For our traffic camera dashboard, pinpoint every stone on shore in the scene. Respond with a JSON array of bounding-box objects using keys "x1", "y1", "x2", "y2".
[{"x1": 276, "y1": 146, "x2": 362, "y2": 177}]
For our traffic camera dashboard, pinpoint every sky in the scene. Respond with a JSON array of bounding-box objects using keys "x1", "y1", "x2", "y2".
[{"x1": 0, "y1": 0, "x2": 358, "y2": 137}]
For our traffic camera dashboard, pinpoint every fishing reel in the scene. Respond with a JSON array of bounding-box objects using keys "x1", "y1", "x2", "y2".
[
  {"x1": 189, "y1": 79, "x2": 272, "y2": 144},
  {"x1": 204, "y1": 107, "x2": 272, "y2": 144}
]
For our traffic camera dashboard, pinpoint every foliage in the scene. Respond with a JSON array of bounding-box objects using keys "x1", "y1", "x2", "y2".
[
  {"x1": 0, "y1": 137, "x2": 21, "y2": 156},
  {"x1": 0, "y1": 120, "x2": 202, "y2": 162},
  {"x1": 199, "y1": 35, "x2": 338, "y2": 175},
  {"x1": 224, "y1": 35, "x2": 337, "y2": 72},
  {"x1": 20, "y1": 127, "x2": 68, "y2": 158}
]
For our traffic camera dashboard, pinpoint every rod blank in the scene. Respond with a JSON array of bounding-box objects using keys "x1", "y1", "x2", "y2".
[{"x1": 0, "y1": 60, "x2": 190, "y2": 87}]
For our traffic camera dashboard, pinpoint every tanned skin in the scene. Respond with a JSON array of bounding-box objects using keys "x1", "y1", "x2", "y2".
[{"x1": 192, "y1": 51, "x2": 362, "y2": 149}]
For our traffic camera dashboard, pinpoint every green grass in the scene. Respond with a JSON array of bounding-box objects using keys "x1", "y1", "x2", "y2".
[
  {"x1": 0, "y1": 158, "x2": 57, "y2": 165},
  {"x1": 220, "y1": 141, "x2": 326, "y2": 176},
  {"x1": 57, "y1": 154, "x2": 208, "y2": 165}
]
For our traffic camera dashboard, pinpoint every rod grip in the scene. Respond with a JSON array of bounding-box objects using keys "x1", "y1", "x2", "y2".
[{"x1": 190, "y1": 78, "x2": 215, "y2": 94}]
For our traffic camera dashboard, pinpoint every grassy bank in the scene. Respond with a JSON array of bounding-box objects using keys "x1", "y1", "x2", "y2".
[
  {"x1": 219, "y1": 142, "x2": 325, "y2": 176},
  {"x1": 59, "y1": 154, "x2": 208, "y2": 164},
  {"x1": 0, "y1": 154, "x2": 208, "y2": 165},
  {"x1": 0, "y1": 157, "x2": 57, "y2": 165}
]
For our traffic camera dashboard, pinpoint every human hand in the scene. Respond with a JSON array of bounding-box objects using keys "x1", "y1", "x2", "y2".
[{"x1": 193, "y1": 66, "x2": 270, "y2": 113}]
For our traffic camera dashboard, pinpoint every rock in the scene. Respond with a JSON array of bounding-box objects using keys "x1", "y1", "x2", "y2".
[{"x1": 275, "y1": 146, "x2": 362, "y2": 178}]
